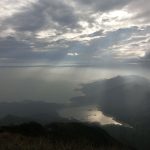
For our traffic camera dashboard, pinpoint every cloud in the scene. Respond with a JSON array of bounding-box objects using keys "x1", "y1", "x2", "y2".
[
  {"x1": 0, "y1": 0, "x2": 150, "y2": 66},
  {"x1": 67, "y1": 53, "x2": 79, "y2": 56},
  {"x1": 120, "y1": 0, "x2": 150, "y2": 26},
  {"x1": 0, "y1": 36, "x2": 31, "y2": 58},
  {"x1": 142, "y1": 50, "x2": 150, "y2": 60},
  {"x1": 3, "y1": 0, "x2": 80, "y2": 32},
  {"x1": 76, "y1": 0, "x2": 133, "y2": 12}
]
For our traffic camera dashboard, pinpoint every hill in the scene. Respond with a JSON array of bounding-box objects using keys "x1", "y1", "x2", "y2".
[
  {"x1": 0, "y1": 100, "x2": 79, "y2": 125},
  {"x1": 72, "y1": 75, "x2": 150, "y2": 127},
  {"x1": 72, "y1": 75, "x2": 150, "y2": 149},
  {"x1": 0, "y1": 121, "x2": 136, "y2": 150}
]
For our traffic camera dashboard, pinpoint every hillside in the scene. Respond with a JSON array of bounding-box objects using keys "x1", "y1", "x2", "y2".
[
  {"x1": 0, "y1": 75, "x2": 149, "y2": 149},
  {"x1": 0, "y1": 121, "x2": 136, "y2": 150},
  {"x1": 72, "y1": 75, "x2": 150, "y2": 127},
  {"x1": 72, "y1": 75, "x2": 150, "y2": 149}
]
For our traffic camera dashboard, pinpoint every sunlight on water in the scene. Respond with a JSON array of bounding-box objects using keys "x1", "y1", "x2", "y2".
[{"x1": 58, "y1": 105, "x2": 121, "y2": 125}]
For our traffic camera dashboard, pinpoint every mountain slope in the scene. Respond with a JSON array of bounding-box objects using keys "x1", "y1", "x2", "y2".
[
  {"x1": 0, "y1": 122, "x2": 136, "y2": 150},
  {"x1": 72, "y1": 75, "x2": 150, "y2": 149},
  {"x1": 72, "y1": 75, "x2": 150, "y2": 127}
]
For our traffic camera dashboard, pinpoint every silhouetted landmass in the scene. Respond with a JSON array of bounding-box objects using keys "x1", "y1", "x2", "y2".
[
  {"x1": 0, "y1": 100, "x2": 62, "y2": 119},
  {"x1": 0, "y1": 100, "x2": 80, "y2": 125},
  {"x1": 1, "y1": 75, "x2": 150, "y2": 149},
  {"x1": 71, "y1": 75, "x2": 150, "y2": 149},
  {"x1": 0, "y1": 121, "x2": 136, "y2": 150},
  {"x1": 0, "y1": 114, "x2": 32, "y2": 126}
]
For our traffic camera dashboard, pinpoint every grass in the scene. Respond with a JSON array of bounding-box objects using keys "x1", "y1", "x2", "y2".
[
  {"x1": 0, "y1": 122, "x2": 136, "y2": 150},
  {"x1": 0, "y1": 132, "x2": 135, "y2": 150}
]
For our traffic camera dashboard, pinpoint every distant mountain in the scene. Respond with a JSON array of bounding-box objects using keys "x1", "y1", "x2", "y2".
[
  {"x1": 97, "y1": 76, "x2": 150, "y2": 127},
  {"x1": 72, "y1": 75, "x2": 150, "y2": 126},
  {"x1": 77, "y1": 75, "x2": 150, "y2": 96},
  {"x1": 0, "y1": 113, "x2": 79, "y2": 126},
  {"x1": 71, "y1": 75, "x2": 150, "y2": 105},
  {"x1": 0, "y1": 122, "x2": 136, "y2": 150},
  {"x1": 0, "y1": 100, "x2": 79, "y2": 125},
  {"x1": 0, "y1": 100, "x2": 63, "y2": 119},
  {"x1": 0, "y1": 75, "x2": 150, "y2": 149},
  {"x1": 0, "y1": 114, "x2": 32, "y2": 126},
  {"x1": 71, "y1": 75, "x2": 150, "y2": 149}
]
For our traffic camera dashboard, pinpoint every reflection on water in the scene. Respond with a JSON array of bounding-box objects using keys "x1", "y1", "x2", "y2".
[{"x1": 58, "y1": 105, "x2": 121, "y2": 125}]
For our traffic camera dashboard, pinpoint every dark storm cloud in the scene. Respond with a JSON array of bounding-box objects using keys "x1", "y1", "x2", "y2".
[
  {"x1": 11, "y1": 7, "x2": 46, "y2": 31},
  {"x1": 0, "y1": 35, "x2": 66, "y2": 61},
  {"x1": 4, "y1": 0, "x2": 80, "y2": 32},
  {"x1": 0, "y1": 36, "x2": 31, "y2": 58},
  {"x1": 0, "y1": 0, "x2": 150, "y2": 66},
  {"x1": 43, "y1": 1, "x2": 79, "y2": 27},
  {"x1": 0, "y1": 0, "x2": 83, "y2": 64}
]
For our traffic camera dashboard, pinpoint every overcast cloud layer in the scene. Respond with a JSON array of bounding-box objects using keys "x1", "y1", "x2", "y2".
[{"x1": 0, "y1": 0, "x2": 150, "y2": 66}]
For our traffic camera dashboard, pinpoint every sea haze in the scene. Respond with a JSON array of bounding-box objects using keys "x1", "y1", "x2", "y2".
[
  {"x1": 0, "y1": 65, "x2": 123, "y2": 125},
  {"x1": 0, "y1": 64, "x2": 150, "y2": 125},
  {"x1": 1, "y1": 64, "x2": 150, "y2": 149},
  {"x1": 0, "y1": 64, "x2": 150, "y2": 103}
]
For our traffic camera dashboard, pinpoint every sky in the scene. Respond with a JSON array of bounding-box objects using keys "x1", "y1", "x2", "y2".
[
  {"x1": 1, "y1": 0, "x2": 150, "y2": 127},
  {"x1": 0, "y1": 0, "x2": 150, "y2": 66},
  {"x1": 1, "y1": 0, "x2": 150, "y2": 104}
]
